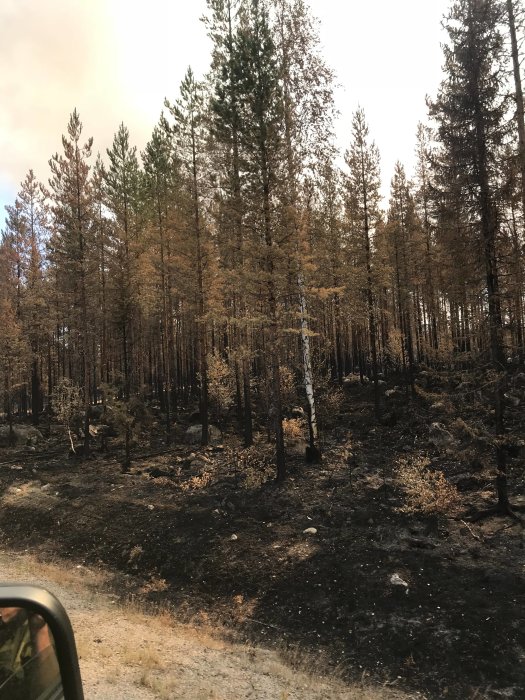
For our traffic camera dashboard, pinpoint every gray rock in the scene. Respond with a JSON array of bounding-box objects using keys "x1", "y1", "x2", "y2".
[
  {"x1": 455, "y1": 381, "x2": 472, "y2": 392},
  {"x1": 389, "y1": 573, "x2": 409, "y2": 587},
  {"x1": 429, "y1": 422, "x2": 456, "y2": 450},
  {"x1": 0, "y1": 425, "x2": 44, "y2": 447},
  {"x1": 504, "y1": 393, "x2": 520, "y2": 408},
  {"x1": 291, "y1": 406, "x2": 306, "y2": 418},
  {"x1": 303, "y1": 527, "x2": 318, "y2": 535},
  {"x1": 514, "y1": 373, "x2": 525, "y2": 388},
  {"x1": 385, "y1": 389, "x2": 399, "y2": 398},
  {"x1": 184, "y1": 424, "x2": 222, "y2": 445}
]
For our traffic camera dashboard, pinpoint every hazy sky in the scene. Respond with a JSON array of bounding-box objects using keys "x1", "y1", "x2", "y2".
[{"x1": 0, "y1": 0, "x2": 449, "y2": 218}]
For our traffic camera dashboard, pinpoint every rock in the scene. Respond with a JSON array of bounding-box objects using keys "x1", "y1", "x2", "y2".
[
  {"x1": 90, "y1": 424, "x2": 116, "y2": 438},
  {"x1": 342, "y1": 376, "x2": 356, "y2": 390},
  {"x1": 189, "y1": 458, "x2": 209, "y2": 469},
  {"x1": 456, "y1": 381, "x2": 472, "y2": 393},
  {"x1": 385, "y1": 389, "x2": 399, "y2": 398},
  {"x1": 0, "y1": 425, "x2": 44, "y2": 447},
  {"x1": 429, "y1": 422, "x2": 455, "y2": 450},
  {"x1": 41, "y1": 483, "x2": 52, "y2": 492},
  {"x1": 230, "y1": 534, "x2": 238, "y2": 541},
  {"x1": 291, "y1": 406, "x2": 306, "y2": 418},
  {"x1": 514, "y1": 373, "x2": 525, "y2": 388},
  {"x1": 389, "y1": 573, "x2": 409, "y2": 588},
  {"x1": 504, "y1": 393, "x2": 520, "y2": 408},
  {"x1": 303, "y1": 527, "x2": 318, "y2": 535},
  {"x1": 184, "y1": 424, "x2": 222, "y2": 445}
]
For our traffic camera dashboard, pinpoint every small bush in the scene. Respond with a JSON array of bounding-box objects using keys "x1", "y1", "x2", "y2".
[
  {"x1": 397, "y1": 456, "x2": 461, "y2": 515},
  {"x1": 207, "y1": 351, "x2": 235, "y2": 418},
  {"x1": 234, "y1": 445, "x2": 275, "y2": 488},
  {"x1": 282, "y1": 417, "x2": 305, "y2": 441}
]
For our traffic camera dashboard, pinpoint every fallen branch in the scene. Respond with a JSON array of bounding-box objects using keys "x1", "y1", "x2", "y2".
[
  {"x1": 245, "y1": 617, "x2": 283, "y2": 632},
  {"x1": 460, "y1": 519, "x2": 484, "y2": 542}
]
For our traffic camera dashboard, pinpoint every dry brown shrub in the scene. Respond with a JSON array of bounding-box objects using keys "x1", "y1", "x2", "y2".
[
  {"x1": 282, "y1": 417, "x2": 305, "y2": 441},
  {"x1": 318, "y1": 387, "x2": 344, "y2": 426},
  {"x1": 451, "y1": 417, "x2": 481, "y2": 439},
  {"x1": 235, "y1": 445, "x2": 275, "y2": 488},
  {"x1": 207, "y1": 351, "x2": 235, "y2": 417},
  {"x1": 139, "y1": 576, "x2": 169, "y2": 595},
  {"x1": 279, "y1": 365, "x2": 298, "y2": 406},
  {"x1": 181, "y1": 470, "x2": 213, "y2": 491},
  {"x1": 397, "y1": 456, "x2": 461, "y2": 515}
]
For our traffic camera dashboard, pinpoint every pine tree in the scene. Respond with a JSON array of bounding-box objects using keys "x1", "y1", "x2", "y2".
[
  {"x1": 386, "y1": 163, "x2": 418, "y2": 391},
  {"x1": 17, "y1": 170, "x2": 49, "y2": 424},
  {"x1": 105, "y1": 123, "x2": 145, "y2": 469},
  {"x1": 235, "y1": 0, "x2": 287, "y2": 479},
  {"x1": 344, "y1": 108, "x2": 382, "y2": 415},
  {"x1": 165, "y1": 68, "x2": 211, "y2": 446},
  {"x1": 143, "y1": 120, "x2": 179, "y2": 440},
  {"x1": 429, "y1": 0, "x2": 508, "y2": 368},
  {"x1": 48, "y1": 109, "x2": 94, "y2": 455},
  {"x1": 206, "y1": 0, "x2": 255, "y2": 446},
  {"x1": 430, "y1": 0, "x2": 513, "y2": 514},
  {"x1": 506, "y1": 0, "x2": 525, "y2": 226}
]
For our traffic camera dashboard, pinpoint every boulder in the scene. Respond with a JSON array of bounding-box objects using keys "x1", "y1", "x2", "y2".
[
  {"x1": 89, "y1": 424, "x2": 116, "y2": 438},
  {"x1": 0, "y1": 425, "x2": 44, "y2": 448},
  {"x1": 184, "y1": 424, "x2": 222, "y2": 445}
]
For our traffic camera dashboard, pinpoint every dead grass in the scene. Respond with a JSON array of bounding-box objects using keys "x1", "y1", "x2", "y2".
[
  {"x1": 139, "y1": 670, "x2": 178, "y2": 699},
  {"x1": 122, "y1": 644, "x2": 165, "y2": 669}
]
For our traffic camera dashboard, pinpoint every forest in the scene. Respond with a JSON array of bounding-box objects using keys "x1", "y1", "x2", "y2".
[{"x1": 1, "y1": 0, "x2": 525, "y2": 697}]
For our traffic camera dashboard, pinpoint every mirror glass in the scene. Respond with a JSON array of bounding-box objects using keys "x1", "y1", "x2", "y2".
[{"x1": 0, "y1": 606, "x2": 63, "y2": 700}]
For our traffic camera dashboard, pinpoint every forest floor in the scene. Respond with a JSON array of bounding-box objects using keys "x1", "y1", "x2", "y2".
[{"x1": 0, "y1": 373, "x2": 524, "y2": 699}]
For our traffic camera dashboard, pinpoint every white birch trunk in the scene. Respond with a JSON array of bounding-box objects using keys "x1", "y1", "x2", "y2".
[{"x1": 298, "y1": 272, "x2": 318, "y2": 445}]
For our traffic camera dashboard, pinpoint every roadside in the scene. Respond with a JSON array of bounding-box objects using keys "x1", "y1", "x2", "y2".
[{"x1": 0, "y1": 550, "x2": 413, "y2": 699}]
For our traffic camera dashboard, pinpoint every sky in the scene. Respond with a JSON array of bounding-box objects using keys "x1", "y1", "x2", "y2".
[{"x1": 0, "y1": 0, "x2": 449, "y2": 219}]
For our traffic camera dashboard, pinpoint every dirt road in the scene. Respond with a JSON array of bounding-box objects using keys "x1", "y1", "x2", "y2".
[{"x1": 0, "y1": 550, "x2": 414, "y2": 699}]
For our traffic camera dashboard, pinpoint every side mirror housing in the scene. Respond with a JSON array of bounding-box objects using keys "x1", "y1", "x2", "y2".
[{"x1": 0, "y1": 584, "x2": 84, "y2": 699}]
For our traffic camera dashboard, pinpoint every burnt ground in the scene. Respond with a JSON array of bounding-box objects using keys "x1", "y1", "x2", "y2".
[{"x1": 0, "y1": 377, "x2": 524, "y2": 699}]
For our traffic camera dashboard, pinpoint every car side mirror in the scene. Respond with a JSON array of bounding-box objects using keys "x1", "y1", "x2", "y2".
[{"x1": 0, "y1": 584, "x2": 84, "y2": 700}]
